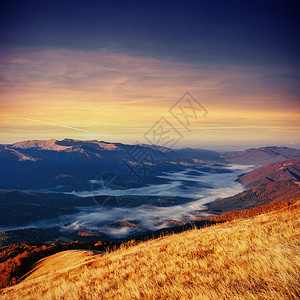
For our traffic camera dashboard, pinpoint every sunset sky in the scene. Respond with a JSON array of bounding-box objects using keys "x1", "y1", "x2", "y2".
[{"x1": 1, "y1": 0, "x2": 299, "y2": 149}]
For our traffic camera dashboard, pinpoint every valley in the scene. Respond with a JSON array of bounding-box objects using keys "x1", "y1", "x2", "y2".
[
  {"x1": 1, "y1": 139, "x2": 300, "y2": 296},
  {"x1": 1, "y1": 139, "x2": 300, "y2": 246}
]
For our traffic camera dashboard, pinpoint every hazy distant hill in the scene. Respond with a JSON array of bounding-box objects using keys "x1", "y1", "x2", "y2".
[
  {"x1": 169, "y1": 148, "x2": 225, "y2": 162},
  {"x1": 238, "y1": 157, "x2": 300, "y2": 188},
  {"x1": 223, "y1": 146, "x2": 300, "y2": 165}
]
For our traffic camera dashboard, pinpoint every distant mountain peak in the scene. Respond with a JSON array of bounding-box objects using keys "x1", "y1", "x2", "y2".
[
  {"x1": 57, "y1": 138, "x2": 122, "y2": 150},
  {"x1": 12, "y1": 139, "x2": 72, "y2": 151}
]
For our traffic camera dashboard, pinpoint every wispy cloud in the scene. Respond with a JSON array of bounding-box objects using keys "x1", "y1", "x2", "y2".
[
  {"x1": 0, "y1": 48, "x2": 299, "y2": 145},
  {"x1": 21, "y1": 117, "x2": 94, "y2": 133}
]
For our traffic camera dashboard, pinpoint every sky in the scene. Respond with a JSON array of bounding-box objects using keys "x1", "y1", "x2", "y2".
[{"x1": 0, "y1": 0, "x2": 299, "y2": 150}]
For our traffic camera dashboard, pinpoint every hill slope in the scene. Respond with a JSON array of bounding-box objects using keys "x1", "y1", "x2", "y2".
[
  {"x1": 2, "y1": 201, "x2": 299, "y2": 299},
  {"x1": 239, "y1": 157, "x2": 300, "y2": 188},
  {"x1": 206, "y1": 180, "x2": 300, "y2": 213}
]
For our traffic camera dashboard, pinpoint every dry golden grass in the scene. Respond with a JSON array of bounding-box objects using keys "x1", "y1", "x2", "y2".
[{"x1": 1, "y1": 202, "x2": 300, "y2": 300}]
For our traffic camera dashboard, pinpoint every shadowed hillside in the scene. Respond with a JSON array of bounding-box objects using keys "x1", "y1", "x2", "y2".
[{"x1": 1, "y1": 201, "x2": 299, "y2": 299}]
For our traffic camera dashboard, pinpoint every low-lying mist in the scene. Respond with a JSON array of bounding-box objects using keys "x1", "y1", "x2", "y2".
[{"x1": 60, "y1": 164, "x2": 255, "y2": 238}]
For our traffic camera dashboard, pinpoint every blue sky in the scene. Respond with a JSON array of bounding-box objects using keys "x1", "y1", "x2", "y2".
[{"x1": 1, "y1": 0, "x2": 299, "y2": 66}]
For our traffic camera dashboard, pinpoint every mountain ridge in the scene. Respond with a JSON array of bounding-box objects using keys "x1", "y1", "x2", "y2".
[{"x1": 2, "y1": 139, "x2": 300, "y2": 191}]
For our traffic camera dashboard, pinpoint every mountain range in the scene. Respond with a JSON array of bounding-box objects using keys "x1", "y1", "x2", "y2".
[{"x1": 1, "y1": 139, "x2": 300, "y2": 191}]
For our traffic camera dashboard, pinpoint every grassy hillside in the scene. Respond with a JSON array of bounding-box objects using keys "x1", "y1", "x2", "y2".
[{"x1": 1, "y1": 201, "x2": 299, "y2": 299}]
